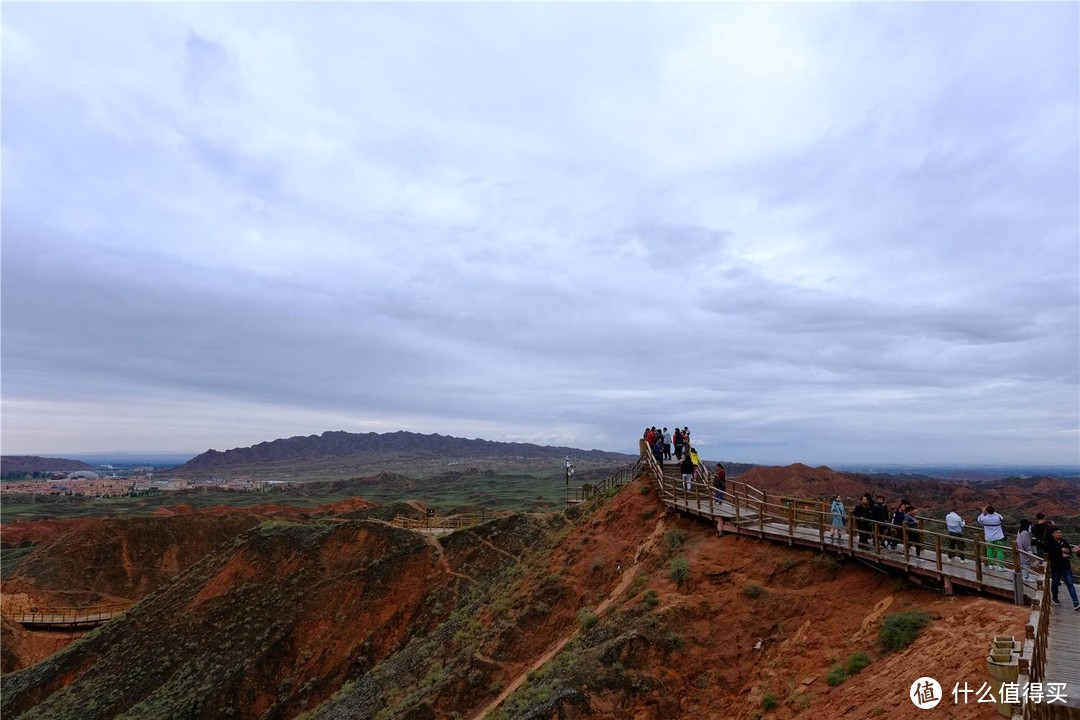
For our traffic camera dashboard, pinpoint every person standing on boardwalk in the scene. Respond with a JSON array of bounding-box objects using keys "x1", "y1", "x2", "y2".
[
  {"x1": 853, "y1": 494, "x2": 874, "y2": 549},
  {"x1": 978, "y1": 506, "x2": 1007, "y2": 570},
  {"x1": 662, "y1": 428, "x2": 672, "y2": 460},
  {"x1": 712, "y1": 464, "x2": 726, "y2": 500},
  {"x1": 871, "y1": 496, "x2": 889, "y2": 547},
  {"x1": 945, "y1": 505, "x2": 966, "y2": 561},
  {"x1": 1047, "y1": 527, "x2": 1080, "y2": 610},
  {"x1": 680, "y1": 453, "x2": 694, "y2": 492},
  {"x1": 672, "y1": 428, "x2": 683, "y2": 460},
  {"x1": 1032, "y1": 513, "x2": 1055, "y2": 560},
  {"x1": 1017, "y1": 519, "x2": 1034, "y2": 581},
  {"x1": 901, "y1": 504, "x2": 923, "y2": 557},
  {"x1": 829, "y1": 495, "x2": 847, "y2": 545},
  {"x1": 652, "y1": 437, "x2": 665, "y2": 469},
  {"x1": 889, "y1": 500, "x2": 909, "y2": 550}
]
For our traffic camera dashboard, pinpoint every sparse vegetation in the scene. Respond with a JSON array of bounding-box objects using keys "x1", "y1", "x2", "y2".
[
  {"x1": 825, "y1": 665, "x2": 847, "y2": 686},
  {"x1": 880, "y1": 610, "x2": 931, "y2": 652},
  {"x1": 844, "y1": 651, "x2": 872, "y2": 674},
  {"x1": 578, "y1": 608, "x2": 598, "y2": 629},
  {"x1": 786, "y1": 689, "x2": 812, "y2": 711},
  {"x1": 669, "y1": 556, "x2": 690, "y2": 585},
  {"x1": 743, "y1": 583, "x2": 765, "y2": 599},
  {"x1": 761, "y1": 691, "x2": 779, "y2": 710},
  {"x1": 664, "y1": 528, "x2": 686, "y2": 551},
  {"x1": 641, "y1": 589, "x2": 659, "y2": 609}
]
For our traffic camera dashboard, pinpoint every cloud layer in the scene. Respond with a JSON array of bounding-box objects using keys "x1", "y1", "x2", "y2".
[{"x1": 2, "y1": 3, "x2": 1077, "y2": 465}]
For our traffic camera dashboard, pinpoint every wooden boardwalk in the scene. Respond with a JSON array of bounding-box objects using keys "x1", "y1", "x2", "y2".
[
  {"x1": 648, "y1": 458, "x2": 1034, "y2": 602},
  {"x1": 2, "y1": 605, "x2": 129, "y2": 629},
  {"x1": 634, "y1": 450, "x2": 1078, "y2": 718},
  {"x1": 1018, "y1": 571, "x2": 1080, "y2": 719}
]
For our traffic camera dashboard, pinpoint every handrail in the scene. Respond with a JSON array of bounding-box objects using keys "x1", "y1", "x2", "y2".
[
  {"x1": 391, "y1": 512, "x2": 491, "y2": 531},
  {"x1": 1018, "y1": 571, "x2": 1051, "y2": 720},
  {"x1": 567, "y1": 459, "x2": 643, "y2": 504},
  {"x1": 1, "y1": 602, "x2": 132, "y2": 626},
  {"x1": 637, "y1": 444, "x2": 1038, "y2": 604}
]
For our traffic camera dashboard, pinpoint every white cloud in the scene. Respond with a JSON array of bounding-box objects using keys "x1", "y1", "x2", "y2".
[{"x1": 2, "y1": 2, "x2": 1076, "y2": 466}]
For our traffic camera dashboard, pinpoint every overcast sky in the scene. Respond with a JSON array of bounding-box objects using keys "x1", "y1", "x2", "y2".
[{"x1": 2, "y1": 3, "x2": 1077, "y2": 467}]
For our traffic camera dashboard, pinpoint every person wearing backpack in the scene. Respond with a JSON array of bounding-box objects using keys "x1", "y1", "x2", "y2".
[
  {"x1": 1032, "y1": 513, "x2": 1055, "y2": 561},
  {"x1": 672, "y1": 428, "x2": 683, "y2": 460}
]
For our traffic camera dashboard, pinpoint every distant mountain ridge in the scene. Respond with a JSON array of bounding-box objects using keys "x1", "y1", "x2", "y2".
[
  {"x1": 0, "y1": 456, "x2": 94, "y2": 474},
  {"x1": 178, "y1": 430, "x2": 634, "y2": 471}
]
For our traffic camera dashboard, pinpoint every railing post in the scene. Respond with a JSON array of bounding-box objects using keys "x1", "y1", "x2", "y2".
[
  {"x1": 975, "y1": 539, "x2": 984, "y2": 583},
  {"x1": 818, "y1": 502, "x2": 825, "y2": 546},
  {"x1": 759, "y1": 493, "x2": 766, "y2": 534},
  {"x1": 902, "y1": 525, "x2": 910, "y2": 565},
  {"x1": 787, "y1": 504, "x2": 795, "y2": 539},
  {"x1": 935, "y1": 534, "x2": 942, "y2": 572}
]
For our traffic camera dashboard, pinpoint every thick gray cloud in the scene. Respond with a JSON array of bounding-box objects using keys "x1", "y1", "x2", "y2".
[{"x1": 2, "y1": 2, "x2": 1077, "y2": 466}]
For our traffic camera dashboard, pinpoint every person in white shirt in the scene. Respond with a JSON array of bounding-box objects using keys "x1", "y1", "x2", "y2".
[
  {"x1": 978, "y1": 505, "x2": 1007, "y2": 570},
  {"x1": 945, "y1": 506, "x2": 966, "y2": 561}
]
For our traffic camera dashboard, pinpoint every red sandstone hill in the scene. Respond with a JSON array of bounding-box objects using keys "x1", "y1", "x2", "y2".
[{"x1": 0, "y1": 475, "x2": 1030, "y2": 720}]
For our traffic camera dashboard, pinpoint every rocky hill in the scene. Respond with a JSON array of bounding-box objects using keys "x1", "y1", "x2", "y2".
[
  {"x1": 0, "y1": 457, "x2": 93, "y2": 475},
  {"x1": 179, "y1": 430, "x2": 635, "y2": 472},
  {"x1": 0, "y1": 472, "x2": 1033, "y2": 720}
]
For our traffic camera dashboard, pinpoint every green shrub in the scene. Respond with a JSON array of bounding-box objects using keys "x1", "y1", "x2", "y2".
[
  {"x1": 665, "y1": 528, "x2": 686, "y2": 551},
  {"x1": 879, "y1": 610, "x2": 931, "y2": 652},
  {"x1": 642, "y1": 589, "x2": 659, "y2": 609},
  {"x1": 669, "y1": 556, "x2": 690, "y2": 585},
  {"x1": 844, "y1": 651, "x2": 872, "y2": 675},
  {"x1": 578, "y1": 608, "x2": 598, "y2": 630},
  {"x1": 825, "y1": 665, "x2": 847, "y2": 686},
  {"x1": 743, "y1": 583, "x2": 764, "y2": 599},
  {"x1": 761, "y1": 691, "x2": 779, "y2": 710},
  {"x1": 640, "y1": 484, "x2": 651, "y2": 495}
]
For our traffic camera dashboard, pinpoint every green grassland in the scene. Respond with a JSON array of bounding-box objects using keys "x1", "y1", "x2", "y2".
[{"x1": 0, "y1": 460, "x2": 629, "y2": 524}]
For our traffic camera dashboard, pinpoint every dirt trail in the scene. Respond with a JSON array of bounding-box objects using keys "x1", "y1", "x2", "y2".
[
  {"x1": 421, "y1": 533, "x2": 477, "y2": 585},
  {"x1": 469, "y1": 514, "x2": 668, "y2": 720}
]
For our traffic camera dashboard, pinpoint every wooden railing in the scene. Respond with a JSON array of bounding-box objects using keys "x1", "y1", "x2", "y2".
[
  {"x1": 391, "y1": 512, "x2": 492, "y2": 531},
  {"x1": 567, "y1": 459, "x2": 643, "y2": 504},
  {"x1": 1018, "y1": 570, "x2": 1052, "y2": 719},
  {"x1": 637, "y1": 447, "x2": 1041, "y2": 604},
  {"x1": 2, "y1": 602, "x2": 132, "y2": 627}
]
